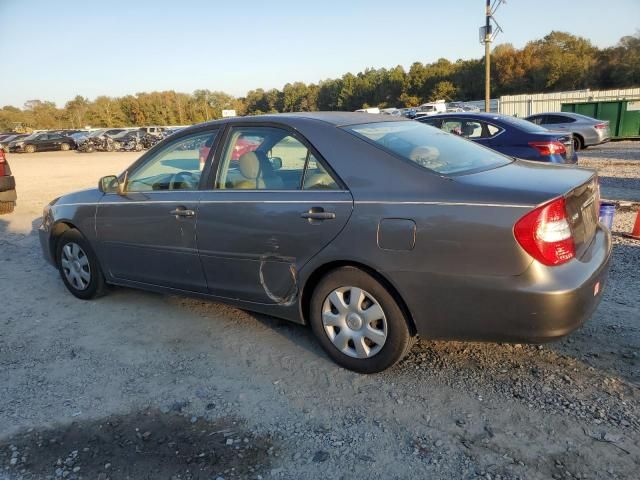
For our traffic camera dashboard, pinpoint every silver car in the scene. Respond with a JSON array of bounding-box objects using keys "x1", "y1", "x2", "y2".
[{"x1": 526, "y1": 112, "x2": 610, "y2": 151}]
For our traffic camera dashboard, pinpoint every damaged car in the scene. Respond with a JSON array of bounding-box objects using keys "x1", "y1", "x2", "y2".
[{"x1": 39, "y1": 113, "x2": 612, "y2": 373}]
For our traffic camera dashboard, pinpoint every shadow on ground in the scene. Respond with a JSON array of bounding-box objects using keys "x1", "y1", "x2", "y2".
[{"x1": 0, "y1": 409, "x2": 273, "y2": 480}]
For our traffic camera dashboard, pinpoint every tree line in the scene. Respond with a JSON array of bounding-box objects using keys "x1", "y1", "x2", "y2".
[{"x1": 2, "y1": 31, "x2": 638, "y2": 131}]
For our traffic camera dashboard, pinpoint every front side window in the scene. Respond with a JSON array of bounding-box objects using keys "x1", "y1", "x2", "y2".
[
  {"x1": 125, "y1": 130, "x2": 218, "y2": 192},
  {"x1": 215, "y1": 126, "x2": 339, "y2": 190},
  {"x1": 346, "y1": 121, "x2": 512, "y2": 175}
]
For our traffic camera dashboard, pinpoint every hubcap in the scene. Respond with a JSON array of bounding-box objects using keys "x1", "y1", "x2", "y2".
[
  {"x1": 60, "y1": 242, "x2": 91, "y2": 291},
  {"x1": 322, "y1": 286, "x2": 387, "y2": 359}
]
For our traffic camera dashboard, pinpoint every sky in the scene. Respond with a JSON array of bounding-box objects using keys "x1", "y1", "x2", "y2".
[{"x1": 0, "y1": 0, "x2": 638, "y2": 108}]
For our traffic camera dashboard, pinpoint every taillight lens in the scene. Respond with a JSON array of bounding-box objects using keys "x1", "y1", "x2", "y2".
[
  {"x1": 514, "y1": 197, "x2": 575, "y2": 266},
  {"x1": 594, "y1": 123, "x2": 607, "y2": 130},
  {"x1": 528, "y1": 141, "x2": 566, "y2": 156}
]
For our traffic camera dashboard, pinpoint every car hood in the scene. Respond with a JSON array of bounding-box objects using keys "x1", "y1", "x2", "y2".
[
  {"x1": 452, "y1": 159, "x2": 595, "y2": 206},
  {"x1": 50, "y1": 187, "x2": 102, "y2": 208}
]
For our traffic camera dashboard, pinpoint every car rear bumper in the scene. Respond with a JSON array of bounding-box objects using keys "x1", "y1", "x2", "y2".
[
  {"x1": 0, "y1": 175, "x2": 17, "y2": 202},
  {"x1": 395, "y1": 225, "x2": 612, "y2": 343}
]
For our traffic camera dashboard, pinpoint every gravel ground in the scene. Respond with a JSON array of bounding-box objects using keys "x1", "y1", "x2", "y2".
[
  {"x1": 0, "y1": 150, "x2": 639, "y2": 480},
  {"x1": 578, "y1": 141, "x2": 640, "y2": 202}
]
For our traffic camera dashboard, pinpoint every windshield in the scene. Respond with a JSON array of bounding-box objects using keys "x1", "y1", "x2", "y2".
[
  {"x1": 499, "y1": 115, "x2": 550, "y2": 133},
  {"x1": 345, "y1": 121, "x2": 512, "y2": 175}
]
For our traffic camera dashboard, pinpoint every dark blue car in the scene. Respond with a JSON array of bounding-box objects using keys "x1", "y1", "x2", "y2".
[{"x1": 418, "y1": 113, "x2": 577, "y2": 164}]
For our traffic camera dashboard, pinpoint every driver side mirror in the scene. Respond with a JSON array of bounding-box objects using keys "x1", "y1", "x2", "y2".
[
  {"x1": 99, "y1": 172, "x2": 128, "y2": 195},
  {"x1": 98, "y1": 175, "x2": 119, "y2": 194}
]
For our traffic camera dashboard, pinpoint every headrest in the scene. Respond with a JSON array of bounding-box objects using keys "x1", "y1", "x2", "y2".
[{"x1": 238, "y1": 152, "x2": 260, "y2": 179}]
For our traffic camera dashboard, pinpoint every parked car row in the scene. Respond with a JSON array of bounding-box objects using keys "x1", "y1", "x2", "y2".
[
  {"x1": 361, "y1": 105, "x2": 611, "y2": 156},
  {"x1": 0, "y1": 126, "x2": 184, "y2": 154},
  {"x1": 418, "y1": 113, "x2": 578, "y2": 164}
]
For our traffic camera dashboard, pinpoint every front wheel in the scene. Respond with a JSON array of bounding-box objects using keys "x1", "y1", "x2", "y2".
[
  {"x1": 24, "y1": 144, "x2": 35, "y2": 153},
  {"x1": 309, "y1": 266, "x2": 415, "y2": 373},
  {"x1": 56, "y1": 229, "x2": 107, "y2": 300},
  {"x1": 60, "y1": 142, "x2": 70, "y2": 151}
]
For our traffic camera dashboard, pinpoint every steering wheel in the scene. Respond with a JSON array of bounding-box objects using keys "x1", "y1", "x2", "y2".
[{"x1": 169, "y1": 171, "x2": 198, "y2": 190}]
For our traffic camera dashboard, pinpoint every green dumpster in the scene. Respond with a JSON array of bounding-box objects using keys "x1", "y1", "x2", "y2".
[{"x1": 561, "y1": 100, "x2": 640, "y2": 139}]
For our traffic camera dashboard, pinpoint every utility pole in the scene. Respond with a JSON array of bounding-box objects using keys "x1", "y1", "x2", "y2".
[
  {"x1": 484, "y1": 0, "x2": 491, "y2": 112},
  {"x1": 480, "y1": 0, "x2": 503, "y2": 113}
]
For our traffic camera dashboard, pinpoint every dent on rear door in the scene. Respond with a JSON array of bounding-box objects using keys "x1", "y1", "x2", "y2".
[{"x1": 196, "y1": 190, "x2": 354, "y2": 305}]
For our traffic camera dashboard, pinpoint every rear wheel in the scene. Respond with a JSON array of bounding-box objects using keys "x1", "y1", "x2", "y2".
[
  {"x1": 309, "y1": 266, "x2": 415, "y2": 373},
  {"x1": 56, "y1": 229, "x2": 107, "y2": 300},
  {"x1": 24, "y1": 144, "x2": 35, "y2": 153},
  {"x1": 60, "y1": 142, "x2": 70, "y2": 151},
  {"x1": 573, "y1": 135, "x2": 584, "y2": 151}
]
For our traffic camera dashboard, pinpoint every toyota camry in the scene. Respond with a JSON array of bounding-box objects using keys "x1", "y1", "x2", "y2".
[{"x1": 39, "y1": 113, "x2": 612, "y2": 373}]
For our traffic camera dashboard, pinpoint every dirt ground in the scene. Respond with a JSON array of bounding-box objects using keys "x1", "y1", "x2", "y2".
[{"x1": 1, "y1": 145, "x2": 639, "y2": 480}]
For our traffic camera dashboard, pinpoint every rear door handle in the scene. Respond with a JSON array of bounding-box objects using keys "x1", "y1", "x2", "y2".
[
  {"x1": 170, "y1": 207, "x2": 195, "y2": 218},
  {"x1": 301, "y1": 207, "x2": 335, "y2": 221}
]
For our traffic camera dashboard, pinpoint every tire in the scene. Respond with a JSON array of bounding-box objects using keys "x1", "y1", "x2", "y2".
[
  {"x1": 60, "y1": 143, "x2": 70, "y2": 151},
  {"x1": 24, "y1": 144, "x2": 35, "y2": 153},
  {"x1": 56, "y1": 229, "x2": 107, "y2": 300},
  {"x1": 309, "y1": 266, "x2": 415, "y2": 373},
  {"x1": 0, "y1": 201, "x2": 15, "y2": 215},
  {"x1": 573, "y1": 135, "x2": 584, "y2": 151}
]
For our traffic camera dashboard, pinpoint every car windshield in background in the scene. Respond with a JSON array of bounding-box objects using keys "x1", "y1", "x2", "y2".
[
  {"x1": 499, "y1": 115, "x2": 550, "y2": 133},
  {"x1": 345, "y1": 121, "x2": 512, "y2": 175}
]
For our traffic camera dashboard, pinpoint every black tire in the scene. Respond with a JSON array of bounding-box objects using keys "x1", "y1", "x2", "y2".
[
  {"x1": 0, "y1": 201, "x2": 15, "y2": 215},
  {"x1": 56, "y1": 229, "x2": 107, "y2": 300},
  {"x1": 60, "y1": 142, "x2": 70, "y2": 151},
  {"x1": 24, "y1": 144, "x2": 35, "y2": 153},
  {"x1": 309, "y1": 266, "x2": 415, "y2": 373},
  {"x1": 573, "y1": 135, "x2": 584, "y2": 151}
]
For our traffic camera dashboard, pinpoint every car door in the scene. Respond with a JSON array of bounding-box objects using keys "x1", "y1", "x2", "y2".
[
  {"x1": 46, "y1": 134, "x2": 64, "y2": 151},
  {"x1": 34, "y1": 133, "x2": 52, "y2": 150},
  {"x1": 95, "y1": 129, "x2": 219, "y2": 292},
  {"x1": 197, "y1": 124, "x2": 353, "y2": 304}
]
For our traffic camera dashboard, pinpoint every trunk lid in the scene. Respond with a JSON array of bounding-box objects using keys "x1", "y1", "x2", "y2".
[
  {"x1": 454, "y1": 160, "x2": 599, "y2": 257},
  {"x1": 564, "y1": 175, "x2": 599, "y2": 257}
]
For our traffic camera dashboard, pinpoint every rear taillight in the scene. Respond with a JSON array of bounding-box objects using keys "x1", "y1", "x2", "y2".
[
  {"x1": 0, "y1": 150, "x2": 6, "y2": 176},
  {"x1": 528, "y1": 141, "x2": 566, "y2": 156},
  {"x1": 594, "y1": 123, "x2": 607, "y2": 130},
  {"x1": 514, "y1": 197, "x2": 575, "y2": 266}
]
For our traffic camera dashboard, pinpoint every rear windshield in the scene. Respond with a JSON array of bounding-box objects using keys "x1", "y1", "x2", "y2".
[{"x1": 345, "y1": 121, "x2": 511, "y2": 175}]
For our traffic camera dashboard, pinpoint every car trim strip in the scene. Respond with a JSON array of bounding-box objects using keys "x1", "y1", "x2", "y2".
[
  {"x1": 355, "y1": 201, "x2": 533, "y2": 208},
  {"x1": 54, "y1": 200, "x2": 531, "y2": 208}
]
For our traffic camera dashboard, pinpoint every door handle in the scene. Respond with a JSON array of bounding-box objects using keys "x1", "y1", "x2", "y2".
[
  {"x1": 301, "y1": 207, "x2": 335, "y2": 221},
  {"x1": 170, "y1": 207, "x2": 195, "y2": 218}
]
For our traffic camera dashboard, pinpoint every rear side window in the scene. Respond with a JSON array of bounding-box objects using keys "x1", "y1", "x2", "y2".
[
  {"x1": 546, "y1": 115, "x2": 575, "y2": 124},
  {"x1": 345, "y1": 121, "x2": 511, "y2": 175}
]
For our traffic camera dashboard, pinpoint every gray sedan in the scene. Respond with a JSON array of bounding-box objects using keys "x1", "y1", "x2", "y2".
[
  {"x1": 39, "y1": 113, "x2": 612, "y2": 373},
  {"x1": 526, "y1": 112, "x2": 611, "y2": 150}
]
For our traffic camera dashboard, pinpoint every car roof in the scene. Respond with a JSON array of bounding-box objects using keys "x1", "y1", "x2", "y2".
[
  {"x1": 425, "y1": 112, "x2": 511, "y2": 120},
  {"x1": 194, "y1": 111, "x2": 408, "y2": 129},
  {"x1": 530, "y1": 112, "x2": 596, "y2": 121}
]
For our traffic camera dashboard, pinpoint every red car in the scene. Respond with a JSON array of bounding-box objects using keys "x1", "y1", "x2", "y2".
[
  {"x1": 199, "y1": 135, "x2": 260, "y2": 170},
  {"x1": 0, "y1": 149, "x2": 16, "y2": 214}
]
